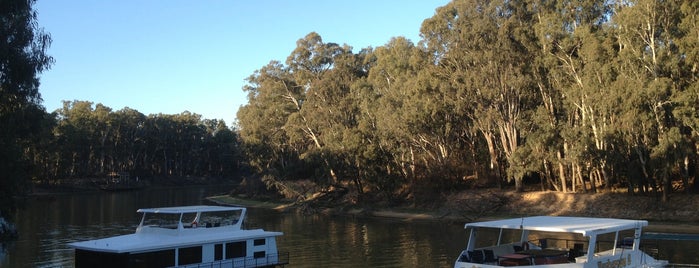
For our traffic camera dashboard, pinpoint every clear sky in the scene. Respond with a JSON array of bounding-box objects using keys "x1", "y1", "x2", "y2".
[{"x1": 35, "y1": 0, "x2": 450, "y2": 126}]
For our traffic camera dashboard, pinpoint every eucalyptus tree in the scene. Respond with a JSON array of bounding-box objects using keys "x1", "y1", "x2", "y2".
[
  {"x1": 171, "y1": 111, "x2": 206, "y2": 176},
  {"x1": 674, "y1": 1, "x2": 699, "y2": 192},
  {"x1": 612, "y1": 0, "x2": 685, "y2": 199},
  {"x1": 237, "y1": 61, "x2": 302, "y2": 177},
  {"x1": 529, "y1": 0, "x2": 618, "y2": 193},
  {"x1": 92, "y1": 103, "x2": 113, "y2": 174},
  {"x1": 109, "y1": 107, "x2": 146, "y2": 173},
  {"x1": 301, "y1": 43, "x2": 373, "y2": 193},
  {"x1": 54, "y1": 101, "x2": 100, "y2": 177},
  {"x1": 362, "y1": 37, "x2": 461, "y2": 201},
  {"x1": 421, "y1": 0, "x2": 540, "y2": 191},
  {"x1": 0, "y1": 0, "x2": 53, "y2": 219},
  {"x1": 202, "y1": 119, "x2": 238, "y2": 177},
  {"x1": 284, "y1": 32, "x2": 349, "y2": 185}
]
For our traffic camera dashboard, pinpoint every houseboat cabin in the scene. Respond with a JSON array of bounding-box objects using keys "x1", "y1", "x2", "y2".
[
  {"x1": 454, "y1": 216, "x2": 667, "y2": 268},
  {"x1": 69, "y1": 205, "x2": 288, "y2": 268}
]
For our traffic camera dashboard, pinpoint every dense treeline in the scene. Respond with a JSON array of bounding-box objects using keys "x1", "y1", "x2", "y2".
[
  {"x1": 1, "y1": 0, "x2": 54, "y2": 219},
  {"x1": 33, "y1": 101, "x2": 241, "y2": 183},
  {"x1": 237, "y1": 0, "x2": 699, "y2": 202},
  {"x1": 1, "y1": 1, "x2": 244, "y2": 225}
]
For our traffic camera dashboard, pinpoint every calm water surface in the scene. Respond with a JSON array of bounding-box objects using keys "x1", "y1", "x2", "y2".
[
  {"x1": 0, "y1": 186, "x2": 464, "y2": 267},
  {"x1": 1, "y1": 186, "x2": 696, "y2": 267}
]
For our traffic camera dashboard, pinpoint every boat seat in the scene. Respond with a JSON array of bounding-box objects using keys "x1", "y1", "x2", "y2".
[
  {"x1": 513, "y1": 245, "x2": 523, "y2": 252},
  {"x1": 491, "y1": 243, "x2": 516, "y2": 256},
  {"x1": 617, "y1": 237, "x2": 634, "y2": 249},
  {"x1": 468, "y1": 250, "x2": 485, "y2": 264},
  {"x1": 568, "y1": 243, "x2": 585, "y2": 261},
  {"x1": 483, "y1": 249, "x2": 497, "y2": 264}
]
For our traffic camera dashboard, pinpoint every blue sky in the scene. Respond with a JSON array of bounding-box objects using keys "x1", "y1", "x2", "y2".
[{"x1": 35, "y1": 0, "x2": 450, "y2": 126}]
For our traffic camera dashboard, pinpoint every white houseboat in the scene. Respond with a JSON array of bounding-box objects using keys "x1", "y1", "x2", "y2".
[
  {"x1": 69, "y1": 205, "x2": 288, "y2": 268},
  {"x1": 454, "y1": 216, "x2": 667, "y2": 268}
]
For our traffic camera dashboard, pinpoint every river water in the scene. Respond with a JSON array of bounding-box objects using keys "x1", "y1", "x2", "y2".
[{"x1": 0, "y1": 186, "x2": 696, "y2": 267}]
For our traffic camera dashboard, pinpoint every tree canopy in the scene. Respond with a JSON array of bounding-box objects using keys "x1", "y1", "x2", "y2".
[
  {"x1": 4, "y1": 0, "x2": 698, "y2": 214},
  {"x1": 237, "y1": 0, "x2": 699, "y2": 203},
  {"x1": 0, "y1": 0, "x2": 53, "y2": 217}
]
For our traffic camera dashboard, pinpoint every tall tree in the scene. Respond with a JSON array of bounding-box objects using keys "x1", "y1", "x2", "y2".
[
  {"x1": 675, "y1": 1, "x2": 699, "y2": 192},
  {"x1": 238, "y1": 61, "x2": 301, "y2": 177},
  {"x1": 613, "y1": 0, "x2": 684, "y2": 200},
  {"x1": 0, "y1": 0, "x2": 53, "y2": 218},
  {"x1": 536, "y1": 0, "x2": 617, "y2": 193},
  {"x1": 284, "y1": 32, "x2": 345, "y2": 185},
  {"x1": 421, "y1": 0, "x2": 540, "y2": 191}
]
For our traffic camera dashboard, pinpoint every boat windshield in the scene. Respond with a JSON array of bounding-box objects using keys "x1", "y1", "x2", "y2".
[
  {"x1": 198, "y1": 209, "x2": 243, "y2": 227},
  {"x1": 139, "y1": 209, "x2": 244, "y2": 229},
  {"x1": 468, "y1": 226, "x2": 637, "y2": 254},
  {"x1": 141, "y1": 212, "x2": 184, "y2": 229}
]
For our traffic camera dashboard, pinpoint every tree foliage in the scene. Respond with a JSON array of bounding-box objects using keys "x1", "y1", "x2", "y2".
[
  {"x1": 237, "y1": 0, "x2": 699, "y2": 203},
  {"x1": 0, "y1": 0, "x2": 53, "y2": 217},
  {"x1": 38, "y1": 101, "x2": 241, "y2": 181},
  {"x1": 5, "y1": 0, "x2": 698, "y2": 211}
]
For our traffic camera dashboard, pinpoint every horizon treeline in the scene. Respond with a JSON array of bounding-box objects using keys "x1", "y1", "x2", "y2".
[
  {"x1": 236, "y1": 0, "x2": 699, "y2": 202},
  {"x1": 29, "y1": 100, "x2": 241, "y2": 183}
]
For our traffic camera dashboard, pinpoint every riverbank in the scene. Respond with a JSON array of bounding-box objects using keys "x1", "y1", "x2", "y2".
[
  {"x1": 208, "y1": 190, "x2": 699, "y2": 234},
  {"x1": 31, "y1": 176, "x2": 236, "y2": 193}
]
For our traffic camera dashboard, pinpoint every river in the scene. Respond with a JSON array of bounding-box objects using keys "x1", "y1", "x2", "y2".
[{"x1": 0, "y1": 186, "x2": 696, "y2": 267}]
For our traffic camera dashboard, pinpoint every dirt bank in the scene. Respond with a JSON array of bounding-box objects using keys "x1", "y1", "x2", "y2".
[
  {"x1": 208, "y1": 190, "x2": 699, "y2": 234},
  {"x1": 441, "y1": 190, "x2": 699, "y2": 233}
]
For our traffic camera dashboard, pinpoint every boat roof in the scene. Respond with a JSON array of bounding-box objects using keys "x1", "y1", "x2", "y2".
[
  {"x1": 464, "y1": 216, "x2": 648, "y2": 237},
  {"x1": 137, "y1": 205, "x2": 244, "y2": 214},
  {"x1": 69, "y1": 228, "x2": 283, "y2": 253}
]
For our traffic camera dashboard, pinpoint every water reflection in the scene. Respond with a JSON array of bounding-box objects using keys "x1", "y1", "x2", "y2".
[
  {"x1": 3, "y1": 186, "x2": 229, "y2": 268},
  {"x1": 2, "y1": 186, "x2": 697, "y2": 267},
  {"x1": 246, "y1": 210, "x2": 467, "y2": 267}
]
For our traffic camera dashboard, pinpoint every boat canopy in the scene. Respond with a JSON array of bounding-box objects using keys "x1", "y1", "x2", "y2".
[
  {"x1": 137, "y1": 205, "x2": 244, "y2": 214},
  {"x1": 69, "y1": 205, "x2": 282, "y2": 254},
  {"x1": 464, "y1": 216, "x2": 648, "y2": 237}
]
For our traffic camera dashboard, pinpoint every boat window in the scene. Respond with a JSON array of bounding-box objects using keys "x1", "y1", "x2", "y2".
[
  {"x1": 499, "y1": 228, "x2": 524, "y2": 245},
  {"x1": 215, "y1": 244, "x2": 223, "y2": 260},
  {"x1": 178, "y1": 246, "x2": 203, "y2": 265},
  {"x1": 473, "y1": 228, "x2": 510, "y2": 248},
  {"x1": 254, "y1": 239, "x2": 266, "y2": 246},
  {"x1": 593, "y1": 230, "x2": 634, "y2": 254},
  {"x1": 525, "y1": 231, "x2": 586, "y2": 250},
  {"x1": 141, "y1": 213, "x2": 181, "y2": 229},
  {"x1": 199, "y1": 209, "x2": 243, "y2": 227},
  {"x1": 75, "y1": 249, "x2": 129, "y2": 268},
  {"x1": 253, "y1": 251, "x2": 266, "y2": 259},
  {"x1": 129, "y1": 249, "x2": 175, "y2": 268},
  {"x1": 225, "y1": 241, "x2": 246, "y2": 259},
  {"x1": 181, "y1": 212, "x2": 198, "y2": 227}
]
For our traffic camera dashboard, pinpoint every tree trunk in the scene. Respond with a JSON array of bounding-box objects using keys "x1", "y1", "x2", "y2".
[
  {"x1": 482, "y1": 131, "x2": 501, "y2": 188},
  {"x1": 514, "y1": 176, "x2": 524, "y2": 192},
  {"x1": 557, "y1": 148, "x2": 568, "y2": 193}
]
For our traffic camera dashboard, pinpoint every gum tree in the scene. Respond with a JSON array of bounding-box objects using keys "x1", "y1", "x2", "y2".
[{"x1": 0, "y1": 0, "x2": 53, "y2": 222}]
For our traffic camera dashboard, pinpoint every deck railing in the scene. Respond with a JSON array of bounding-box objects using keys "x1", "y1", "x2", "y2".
[{"x1": 176, "y1": 251, "x2": 290, "y2": 268}]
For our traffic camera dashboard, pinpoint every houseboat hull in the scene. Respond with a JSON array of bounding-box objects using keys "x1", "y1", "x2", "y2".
[{"x1": 69, "y1": 205, "x2": 288, "y2": 268}]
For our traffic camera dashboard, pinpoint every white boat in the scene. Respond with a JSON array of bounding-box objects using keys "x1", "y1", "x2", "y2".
[
  {"x1": 454, "y1": 216, "x2": 668, "y2": 268},
  {"x1": 68, "y1": 205, "x2": 288, "y2": 268}
]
